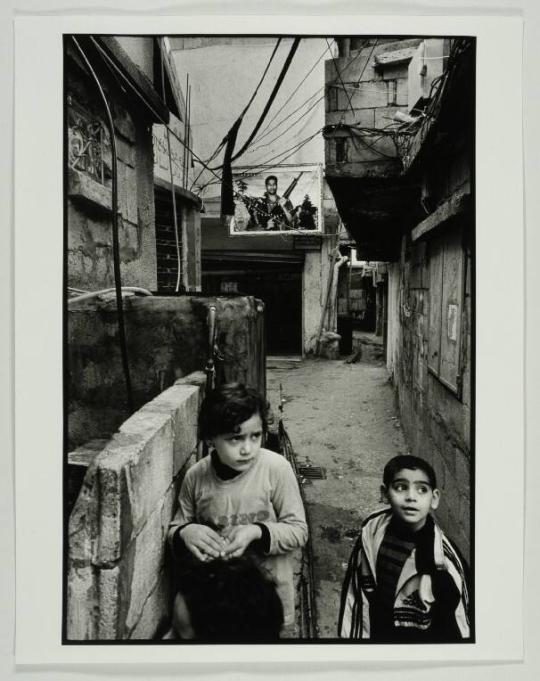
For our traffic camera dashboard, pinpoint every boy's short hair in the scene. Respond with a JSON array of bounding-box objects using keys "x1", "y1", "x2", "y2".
[
  {"x1": 198, "y1": 382, "x2": 269, "y2": 440},
  {"x1": 265, "y1": 175, "x2": 278, "y2": 186},
  {"x1": 383, "y1": 455, "x2": 438, "y2": 489},
  {"x1": 172, "y1": 555, "x2": 283, "y2": 641}
]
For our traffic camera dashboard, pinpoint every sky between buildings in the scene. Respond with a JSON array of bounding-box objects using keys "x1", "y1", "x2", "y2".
[{"x1": 169, "y1": 37, "x2": 330, "y2": 201}]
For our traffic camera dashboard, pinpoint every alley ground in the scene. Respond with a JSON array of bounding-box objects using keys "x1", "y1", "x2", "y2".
[{"x1": 267, "y1": 334, "x2": 409, "y2": 638}]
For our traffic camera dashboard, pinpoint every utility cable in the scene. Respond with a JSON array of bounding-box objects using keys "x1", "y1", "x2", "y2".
[
  {"x1": 354, "y1": 39, "x2": 378, "y2": 84},
  {"x1": 189, "y1": 38, "x2": 281, "y2": 191},
  {"x1": 247, "y1": 92, "x2": 324, "y2": 156},
  {"x1": 326, "y1": 38, "x2": 356, "y2": 123},
  {"x1": 249, "y1": 89, "x2": 324, "y2": 148},
  {"x1": 71, "y1": 36, "x2": 134, "y2": 413},
  {"x1": 235, "y1": 128, "x2": 323, "y2": 179},
  {"x1": 254, "y1": 42, "x2": 331, "y2": 140},
  {"x1": 240, "y1": 38, "x2": 282, "y2": 119},
  {"x1": 159, "y1": 41, "x2": 183, "y2": 293},
  {"x1": 212, "y1": 38, "x2": 301, "y2": 169},
  {"x1": 249, "y1": 45, "x2": 366, "y2": 150}
]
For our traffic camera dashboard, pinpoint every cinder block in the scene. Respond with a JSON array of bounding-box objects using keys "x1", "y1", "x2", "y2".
[
  {"x1": 117, "y1": 412, "x2": 174, "y2": 534},
  {"x1": 128, "y1": 568, "x2": 171, "y2": 640},
  {"x1": 381, "y1": 64, "x2": 409, "y2": 81},
  {"x1": 66, "y1": 565, "x2": 98, "y2": 640},
  {"x1": 98, "y1": 566, "x2": 121, "y2": 639},
  {"x1": 141, "y1": 383, "x2": 200, "y2": 475},
  {"x1": 326, "y1": 54, "x2": 374, "y2": 83},
  {"x1": 123, "y1": 506, "x2": 168, "y2": 631},
  {"x1": 341, "y1": 81, "x2": 389, "y2": 110},
  {"x1": 69, "y1": 463, "x2": 99, "y2": 562},
  {"x1": 396, "y1": 78, "x2": 409, "y2": 107},
  {"x1": 96, "y1": 461, "x2": 125, "y2": 563},
  {"x1": 90, "y1": 413, "x2": 173, "y2": 564},
  {"x1": 68, "y1": 438, "x2": 109, "y2": 467}
]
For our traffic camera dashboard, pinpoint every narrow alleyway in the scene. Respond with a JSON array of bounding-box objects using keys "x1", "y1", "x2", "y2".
[{"x1": 267, "y1": 335, "x2": 409, "y2": 638}]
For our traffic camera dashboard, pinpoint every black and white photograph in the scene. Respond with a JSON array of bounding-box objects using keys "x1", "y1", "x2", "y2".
[{"x1": 62, "y1": 33, "x2": 476, "y2": 645}]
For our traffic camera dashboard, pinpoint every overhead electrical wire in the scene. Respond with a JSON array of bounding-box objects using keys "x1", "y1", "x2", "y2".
[
  {"x1": 248, "y1": 89, "x2": 324, "y2": 149},
  {"x1": 353, "y1": 39, "x2": 378, "y2": 84},
  {"x1": 159, "y1": 40, "x2": 183, "y2": 293},
  {"x1": 88, "y1": 37, "x2": 301, "y2": 255},
  {"x1": 254, "y1": 42, "x2": 331, "y2": 140},
  {"x1": 190, "y1": 41, "x2": 322, "y2": 189},
  {"x1": 239, "y1": 38, "x2": 282, "y2": 118},
  {"x1": 211, "y1": 37, "x2": 301, "y2": 170},
  {"x1": 249, "y1": 43, "x2": 367, "y2": 151},
  {"x1": 247, "y1": 92, "x2": 324, "y2": 155},
  {"x1": 198, "y1": 41, "x2": 367, "y2": 175},
  {"x1": 326, "y1": 38, "x2": 356, "y2": 122},
  {"x1": 189, "y1": 37, "x2": 282, "y2": 191},
  {"x1": 236, "y1": 128, "x2": 323, "y2": 178}
]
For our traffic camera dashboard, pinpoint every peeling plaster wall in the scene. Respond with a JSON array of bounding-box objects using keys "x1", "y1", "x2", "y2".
[{"x1": 66, "y1": 45, "x2": 158, "y2": 292}]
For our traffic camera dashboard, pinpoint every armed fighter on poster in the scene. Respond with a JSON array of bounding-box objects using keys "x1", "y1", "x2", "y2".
[{"x1": 230, "y1": 165, "x2": 321, "y2": 233}]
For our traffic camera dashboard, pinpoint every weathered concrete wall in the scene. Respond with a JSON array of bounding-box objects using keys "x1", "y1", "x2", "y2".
[
  {"x1": 325, "y1": 39, "x2": 422, "y2": 179},
  {"x1": 66, "y1": 45, "x2": 157, "y2": 292},
  {"x1": 68, "y1": 295, "x2": 265, "y2": 449},
  {"x1": 386, "y1": 151, "x2": 472, "y2": 561},
  {"x1": 67, "y1": 371, "x2": 205, "y2": 640}
]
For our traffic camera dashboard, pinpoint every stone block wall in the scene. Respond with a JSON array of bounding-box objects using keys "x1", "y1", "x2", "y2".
[{"x1": 67, "y1": 371, "x2": 205, "y2": 640}]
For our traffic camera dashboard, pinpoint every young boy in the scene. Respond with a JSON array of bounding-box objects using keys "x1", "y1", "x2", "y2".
[
  {"x1": 167, "y1": 383, "x2": 308, "y2": 629},
  {"x1": 338, "y1": 455, "x2": 470, "y2": 641}
]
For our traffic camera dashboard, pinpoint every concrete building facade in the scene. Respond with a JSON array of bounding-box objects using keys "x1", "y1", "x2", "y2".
[
  {"x1": 324, "y1": 37, "x2": 475, "y2": 561},
  {"x1": 66, "y1": 36, "x2": 201, "y2": 294}
]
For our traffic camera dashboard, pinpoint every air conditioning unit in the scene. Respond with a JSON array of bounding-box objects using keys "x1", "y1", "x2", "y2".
[{"x1": 407, "y1": 39, "x2": 448, "y2": 115}]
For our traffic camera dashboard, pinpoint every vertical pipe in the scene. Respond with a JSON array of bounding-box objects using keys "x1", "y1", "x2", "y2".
[
  {"x1": 181, "y1": 81, "x2": 191, "y2": 291},
  {"x1": 72, "y1": 37, "x2": 134, "y2": 412},
  {"x1": 183, "y1": 73, "x2": 189, "y2": 187},
  {"x1": 158, "y1": 39, "x2": 182, "y2": 295}
]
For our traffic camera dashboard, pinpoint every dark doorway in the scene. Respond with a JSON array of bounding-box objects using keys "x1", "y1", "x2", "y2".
[{"x1": 202, "y1": 265, "x2": 303, "y2": 356}]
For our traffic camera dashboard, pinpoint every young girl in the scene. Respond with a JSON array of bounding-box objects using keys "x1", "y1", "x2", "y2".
[{"x1": 168, "y1": 383, "x2": 308, "y2": 628}]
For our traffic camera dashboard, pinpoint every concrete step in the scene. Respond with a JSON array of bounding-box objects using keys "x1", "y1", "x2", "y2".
[{"x1": 266, "y1": 355, "x2": 303, "y2": 370}]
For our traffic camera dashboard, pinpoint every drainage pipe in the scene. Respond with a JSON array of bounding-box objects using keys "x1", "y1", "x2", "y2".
[{"x1": 315, "y1": 254, "x2": 348, "y2": 355}]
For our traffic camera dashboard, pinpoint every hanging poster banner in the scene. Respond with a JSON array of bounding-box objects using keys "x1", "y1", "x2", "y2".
[{"x1": 229, "y1": 163, "x2": 322, "y2": 234}]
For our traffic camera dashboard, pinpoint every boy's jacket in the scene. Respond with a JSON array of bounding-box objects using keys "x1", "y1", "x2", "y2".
[{"x1": 338, "y1": 509, "x2": 470, "y2": 640}]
